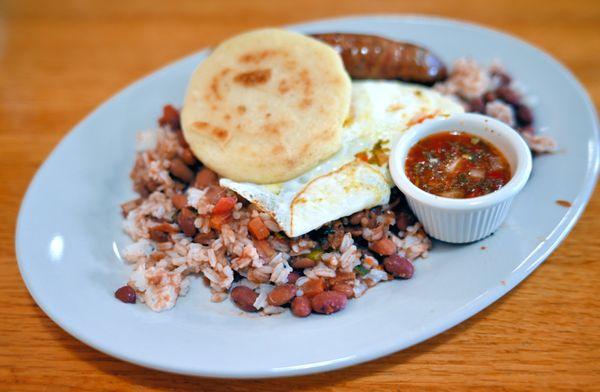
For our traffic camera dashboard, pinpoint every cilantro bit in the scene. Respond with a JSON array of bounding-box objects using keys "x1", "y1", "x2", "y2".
[
  {"x1": 306, "y1": 248, "x2": 323, "y2": 261},
  {"x1": 354, "y1": 265, "x2": 369, "y2": 276}
]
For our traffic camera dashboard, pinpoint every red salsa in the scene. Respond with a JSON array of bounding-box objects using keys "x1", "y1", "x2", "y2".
[{"x1": 405, "y1": 131, "x2": 511, "y2": 198}]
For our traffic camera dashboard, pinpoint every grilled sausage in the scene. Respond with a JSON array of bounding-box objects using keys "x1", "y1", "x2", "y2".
[{"x1": 311, "y1": 33, "x2": 447, "y2": 85}]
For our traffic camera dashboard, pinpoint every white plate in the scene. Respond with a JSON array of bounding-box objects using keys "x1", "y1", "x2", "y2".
[{"x1": 16, "y1": 15, "x2": 599, "y2": 378}]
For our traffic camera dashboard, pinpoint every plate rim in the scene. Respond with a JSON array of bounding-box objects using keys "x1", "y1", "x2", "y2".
[{"x1": 15, "y1": 14, "x2": 600, "y2": 378}]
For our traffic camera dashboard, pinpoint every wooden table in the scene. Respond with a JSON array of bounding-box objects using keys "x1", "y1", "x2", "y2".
[{"x1": 1, "y1": 1, "x2": 598, "y2": 390}]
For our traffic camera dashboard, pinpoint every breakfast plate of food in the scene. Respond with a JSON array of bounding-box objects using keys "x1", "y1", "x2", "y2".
[{"x1": 16, "y1": 15, "x2": 599, "y2": 378}]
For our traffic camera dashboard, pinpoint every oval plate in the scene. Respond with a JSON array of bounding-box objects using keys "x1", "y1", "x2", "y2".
[{"x1": 16, "y1": 15, "x2": 599, "y2": 378}]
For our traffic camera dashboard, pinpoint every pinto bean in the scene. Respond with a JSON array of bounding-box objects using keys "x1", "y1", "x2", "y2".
[
  {"x1": 495, "y1": 86, "x2": 520, "y2": 105},
  {"x1": 230, "y1": 286, "x2": 258, "y2": 312},
  {"x1": 383, "y1": 254, "x2": 414, "y2": 279},
  {"x1": 369, "y1": 237, "x2": 397, "y2": 256},
  {"x1": 301, "y1": 278, "x2": 326, "y2": 298},
  {"x1": 468, "y1": 97, "x2": 485, "y2": 113},
  {"x1": 287, "y1": 271, "x2": 300, "y2": 285},
  {"x1": 312, "y1": 33, "x2": 447, "y2": 84},
  {"x1": 291, "y1": 257, "x2": 317, "y2": 269},
  {"x1": 158, "y1": 104, "x2": 180, "y2": 130},
  {"x1": 181, "y1": 148, "x2": 197, "y2": 166},
  {"x1": 267, "y1": 284, "x2": 297, "y2": 306},
  {"x1": 115, "y1": 285, "x2": 136, "y2": 303},
  {"x1": 311, "y1": 291, "x2": 347, "y2": 314},
  {"x1": 149, "y1": 230, "x2": 169, "y2": 242},
  {"x1": 204, "y1": 185, "x2": 227, "y2": 204},
  {"x1": 172, "y1": 181, "x2": 185, "y2": 193},
  {"x1": 291, "y1": 296, "x2": 312, "y2": 317},
  {"x1": 174, "y1": 130, "x2": 189, "y2": 149},
  {"x1": 519, "y1": 125, "x2": 534, "y2": 135},
  {"x1": 396, "y1": 211, "x2": 415, "y2": 231},
  {"x1": 193, "y1": 231, "x2": 216, "y2": 245},
  {"x1": 177, "y1": 208, "x2": 197, "y2": 237},
  {"x1": 349, "y1": 211, "x2": 366, "y2": 225},
  {"x1": 516, "y1": 104, "x2": 533, "y2": 126},
  {"x1": 328, "y1": 271, "x2": 355, "y2": 285},
  {"x1": 483, "y1": 91, "x2": 497, "y2": 103},
  {"x1": 194, "y1": 167, "x2": 219, "y2": 189},
  {"x1": 148, "y1": 224, "x2": 175, "y2": 243},
  {"x1": 170, "y1": 158, "x2": 195, "y2": 184},
  {"x1": 171, "y1": 193, "x2": 188, "y2": 210},
  {"x1": 331, "y1": 283, "x2": 354, "y2": 299},
  {"x1": 491, "y1": 69, "x2": 512, "y2": 86},
  {"x1": 142, "y1": 180, "x2": 160, "y2": 197},
  {"x1": 247, "y1": 268, "x2": 271, "y2": 284}
]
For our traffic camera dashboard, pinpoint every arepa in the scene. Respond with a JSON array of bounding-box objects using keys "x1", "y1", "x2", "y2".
[{"x1": 181, "y1": 28, "x2": 351, "y2": 184}]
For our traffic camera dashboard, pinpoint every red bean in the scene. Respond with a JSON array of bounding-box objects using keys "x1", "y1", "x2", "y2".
[
  {"x1": 178, "y1": 208, "x2": 197, "y2": 237},
  {"x1": 115, "y1": 285, "x2": 136, "y2": 303},
  {"x1": 291, "y1": 296, "x2": 312, "y2": 317},
  {"x1": 170, "y1": 158, "x2": 195, "y2": 183},
  {"x1": 369, "y1": 237, "x2": 396, "y2": 256},
  {"x1": 267, "y1": 284, "x2": 297, "y2": 306},
  {"x1": 383, "y1": 254, "x2": 414, "y2": 279},
  {"x1": 311, "y1": 291, "x2": 347, "y2": 314},
  {"x1": 230, "y1": 286, "x2": 258, "y2": 312}
]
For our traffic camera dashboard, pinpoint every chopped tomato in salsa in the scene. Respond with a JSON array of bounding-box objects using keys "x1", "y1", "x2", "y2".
[{"x1": 405, "y1": 131, "x2": 511, "y2": 198}]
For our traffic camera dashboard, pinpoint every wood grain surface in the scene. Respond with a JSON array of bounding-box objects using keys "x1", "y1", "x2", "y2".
[{"x1": 1, "y1": 1, "x2": 599, "y2": 390}]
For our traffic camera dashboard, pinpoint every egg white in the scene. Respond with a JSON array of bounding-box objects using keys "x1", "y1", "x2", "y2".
[{"x1": 220, "y1": 80, "x2": 464, "y2": 237}]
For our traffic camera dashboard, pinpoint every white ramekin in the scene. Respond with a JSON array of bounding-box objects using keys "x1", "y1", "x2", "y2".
[{"x1": 389, "y1": 113, "x2": 532, "y2": 243}]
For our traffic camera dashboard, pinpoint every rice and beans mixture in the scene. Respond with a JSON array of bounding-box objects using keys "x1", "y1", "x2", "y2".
[{"x1": 116, "y1": 59, "x2": 554, "y2": 316}]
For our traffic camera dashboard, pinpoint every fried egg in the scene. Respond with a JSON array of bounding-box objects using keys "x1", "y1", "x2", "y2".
[{"x1": 221, "y1": 80, "x2": 464, "y2": 237}]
